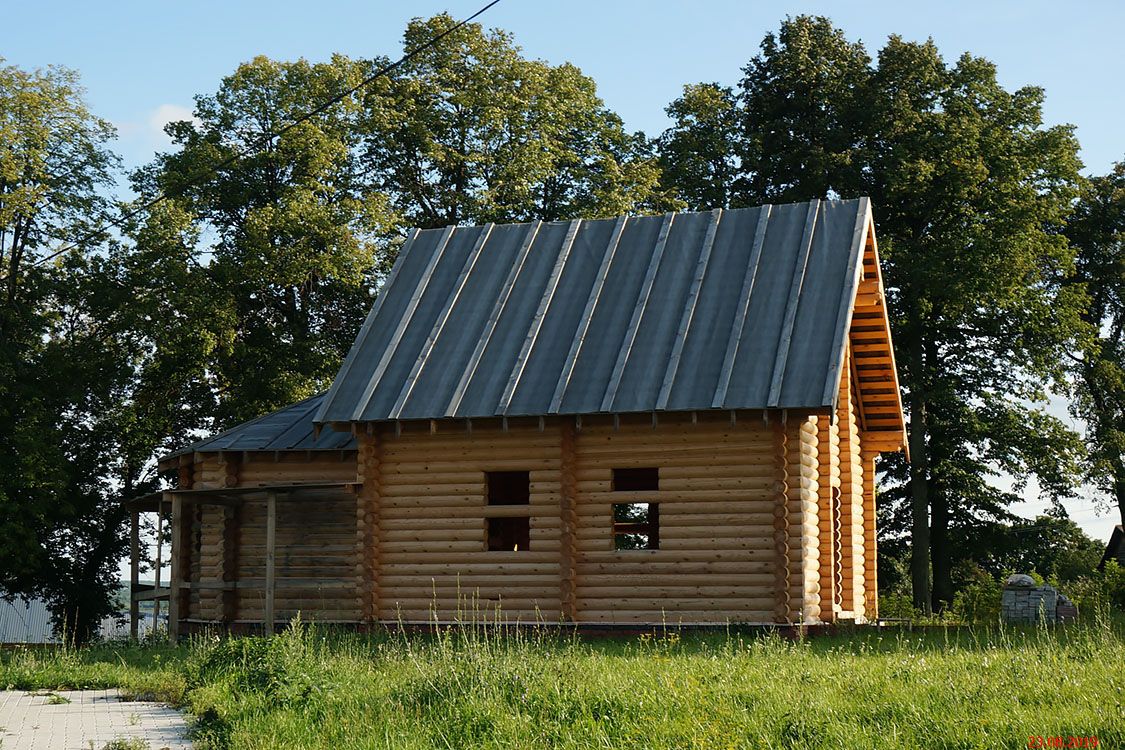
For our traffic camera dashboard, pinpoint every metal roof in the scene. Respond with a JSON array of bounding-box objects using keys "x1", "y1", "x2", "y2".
[
  {"x1": 315, "y1": 198, "x2": 873, "y2": 423},
  {"x1": 168, "y1": 393, "x2": 355, "y2": 458}
]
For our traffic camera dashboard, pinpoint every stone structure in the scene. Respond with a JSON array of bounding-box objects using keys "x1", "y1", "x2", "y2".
[{"x1": 1001, "y1": 574, "x2": 1077, "y2": 624}]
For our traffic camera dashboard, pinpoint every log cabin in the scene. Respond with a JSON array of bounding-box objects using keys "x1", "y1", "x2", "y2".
[{"x1": 128, "y1": 197, "x2": 907, "y2": 639}]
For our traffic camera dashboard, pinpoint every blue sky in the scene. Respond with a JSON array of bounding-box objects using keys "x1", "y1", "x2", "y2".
[
  {"x1": 7, "y1": 1, "x2": 1123, "y2": 175},
  {"x1": 7, "y1": 0, "x2": 1122, "y2": 543}
]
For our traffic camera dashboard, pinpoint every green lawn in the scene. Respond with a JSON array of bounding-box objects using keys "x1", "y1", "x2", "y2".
[{"x1": 3, "y1": 617, "x2": 1123, "y2": 749}]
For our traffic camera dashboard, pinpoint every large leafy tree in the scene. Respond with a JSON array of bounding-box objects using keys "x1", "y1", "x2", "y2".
[
  {"x1": 132, "y1": 54, "x2": 393, "y2": 427},
  {"x1": 360, "y1": 13, "x2": 670, "y2": 228},
  {"x1": 735, "y1": 17, "x2": 870, "y2": 202},
  {"x1": 0, "y1": 59, "x2": 143, "y2": 640},
  {"x1": 859, "y1": 36, "x2": 1086, "y2": 610},
  {"x1": 1, "y1": 14, "x2": 675, "y2": 639},
  {"x1": 657, "y1": 83, "x2": 740, "y2": 211},
  {"x1": 1065, "y1": 162, "x2": 1125, "y2": 527},
  {"x1": 658, "y1": 17, "x2": 1087, "y2": 611},
  {"x1": 135, "y1": 14, "x2": 675, "y2": 431}
]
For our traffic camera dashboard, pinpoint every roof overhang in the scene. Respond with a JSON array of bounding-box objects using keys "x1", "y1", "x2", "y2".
[{"x1": 831, "y1": 201, "x2": 908, "y2": 456}]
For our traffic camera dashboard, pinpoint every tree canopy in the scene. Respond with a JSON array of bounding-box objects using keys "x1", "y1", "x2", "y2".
[
  {"x1": 0, "y1": 59, "x2": 138, "y2": 640},
  {"x1": 656, "y1": 16, "x2": 1088, "y2": 610},
  {"x1": 0, "y1": 16, "x2": 673, "y2": 638},
  {"x1": 0, "y1": 13, "x2": 1118, "y2": 636},
  {"x1": 1065, "y1": 161, "x2": 1125, "y2": 527}
]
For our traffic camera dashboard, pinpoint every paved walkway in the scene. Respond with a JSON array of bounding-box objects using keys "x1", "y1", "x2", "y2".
[{"x1": 0, "y1": 689, "x2": 191, "y2": 749}]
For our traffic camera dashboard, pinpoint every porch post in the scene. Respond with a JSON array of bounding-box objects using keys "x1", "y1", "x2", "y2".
[
  {"x1": 129, "y1": 509, "x2": 140, "y2": 639},
  {"x1": 264, "y1": 491, "x2": 277, "y2": 633},
  {"x1": 167, "y1": 493, "x2": 182, "y2": 644},
  {"x1": 152, "y1": 511, "x2": 163, "y2": 634}
]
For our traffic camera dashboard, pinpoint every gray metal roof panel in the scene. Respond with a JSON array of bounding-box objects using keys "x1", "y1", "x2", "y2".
[
  {"x1": 559, "y1": 214, "x2": 663, "y2": 414},
  {"x1": 778, "y1": 200, "x2": 855, "y2": 407},
  {"x1": 315, "y1": 199, "x2": 869, "y2": 423},
  {"x1": 666, "y1": 206, "x2": 764, "y2": 411},
  {"x1": 168, "y1": 393, "x2": 355, "y2": 458},
  {"x1": 721, "y1": 202, "x2": 805, "y2": 408},
  {"x1": 611, "y1": 210, "x2": 710, "y2": 413},
  {"x1": 507, "y1": 219, "x2": 613, "y2": 415},
  {"x1": 451, "y1": 220, "x2": 566, "y2": 418}
]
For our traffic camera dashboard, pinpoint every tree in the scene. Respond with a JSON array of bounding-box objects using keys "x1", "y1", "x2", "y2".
[
  {"x1": 0, "y1": 59, "x2": 133, "y2": 640},
  {"x1": 136, "y1": 15, "x2": 677, "y2": 431},
  {"x1": 133, "y1": 54, "x2": 396, "y2": 427},
  {"x1": 862, "y1": 37, "x2": 1086, "y2": 610},
  {"x1": 0, "y1": 12, "x2": 672, "y2": 636},
  {"x1": 735, "y1": 16, "x2": 870, "y2": 202},
  {"x1": 359, "y1": 13, "x2": 672, "y2": 228},
  {"x1": 657, "y1": 83, "x2": 739, "y2": 211},
  {"x1": 658, "y1": 17, "x2": 1087, "y2": 611},
  {"x1": 1065, "y1": 162, "x2": 1125, "y2": 527}
]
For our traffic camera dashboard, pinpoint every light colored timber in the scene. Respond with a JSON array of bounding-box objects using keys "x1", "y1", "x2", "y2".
[
  {"x1": 170, "y1": 386, "x2": 897, "y2": 627},
  {"x1": 559, "y1": 420, "x2": 579, "y2": 621}
]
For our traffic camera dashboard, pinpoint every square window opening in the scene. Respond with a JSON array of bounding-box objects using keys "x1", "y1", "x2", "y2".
[
  {"x1": 613, "y1": 467, "x2": 659, "y2": 492},
  {"x1": 487, "y1": 471, "x2": 530, "y2": 505},
  {"x1": 613, "y1": 502, "x2": 659, "y2": 550},
  {"x1": 488, "y1": 516, "x2": 530, "y2": 551}
]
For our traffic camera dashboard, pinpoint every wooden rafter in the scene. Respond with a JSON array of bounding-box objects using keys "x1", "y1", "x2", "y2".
[{"x1": 845, "y1": 219, "x2": 907, "y2": 455}]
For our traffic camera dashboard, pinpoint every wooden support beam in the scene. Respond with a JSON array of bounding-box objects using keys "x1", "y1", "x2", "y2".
[
  {"x1": 862, "y1": 449, "x2": 879, "y2": 619},
  {"x1": 129, "y1": 510, "x2": 140, "y2": 640},
  {"x1": 771, "y1": 417, "x2": 791, "y2": 624},
  {"x1": 357, "y1": 432, "x2": 382, "y2": 622},
  {"x1": 222, "y1": 505, "x2": 241, "y2": 623},
  {"x1": 816, "y1": 416, "x2": 838, "y2": 623},
  {"x1": 132, "y1": 587, "x2": 171, "y2": 602},
  {"x1": 181, "y1": 580, "x2": 354, "y2": 591},
  {"x1": 167, "y1": 493, "x2": 182, "y2": 644},
  {"x1": 151, "y1": 512, "x2": 162, "y2": 634},
  {"x1": 559, "y1": 421, "x2": 579, "y2": 622},
  {"x1": 848, "y1": 349, "x2": 868, "y2": 432},
  {"x1": 861, "y1": 432, "x2": 907, "y2": 453},
  {"x1": 264, "y1": 491, "x2": 277, "y2": 634},
  {"x1": 221, "y1": 453, "x2": 241, "y2": 488}
]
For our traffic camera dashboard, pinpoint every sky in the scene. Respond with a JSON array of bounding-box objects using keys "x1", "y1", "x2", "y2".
[{"x1": 5, "y1": 0, "x2": 1122, "y2": 546}]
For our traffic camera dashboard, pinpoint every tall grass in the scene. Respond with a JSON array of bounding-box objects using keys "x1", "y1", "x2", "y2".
[{"x1": 3, "y1": 615, "x2": 1123, "y2": 749}]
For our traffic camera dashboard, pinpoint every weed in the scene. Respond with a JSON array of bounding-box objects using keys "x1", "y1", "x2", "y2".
[
  {"x1": 4, "y1": 617, "x2": 1125, "y2": 749},
  {"x1": 98, "y1": 739, "x2": 149, "y2": 750}
]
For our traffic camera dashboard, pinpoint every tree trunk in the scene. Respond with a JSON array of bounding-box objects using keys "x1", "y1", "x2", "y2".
[
  {"x1": 1116, "y1": 471, "x2": 1125, "y2": 529},
  {"x1": 930, "y1": 488, "x2": 953, "y2": 611},
  {"x1": 908, "y1": 387, "x2": 932, "y2": 614}
]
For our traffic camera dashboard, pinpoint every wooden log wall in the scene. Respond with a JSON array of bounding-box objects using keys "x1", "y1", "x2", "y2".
[
  {"x1": 837, "y1": 357, "x2": 868, "y2": 620},
  {"x1": 174, "y1": 405, "x2": 883, "y2": 627},
  {"x1": 375, "y1": 423, "x2": 564, "y2": 623},
  {"x1": 183, "y1": 451, "x2": 359, "y2": 624},
  {"x1": 816, "y1": 414, "x2": 841, "y2": 621},
  {"x1": 571, "y1": 413, "x2": 818, "y2": 624},
  {"x1": 791, "y1": 416, "x2": 821, "y2": 624}
]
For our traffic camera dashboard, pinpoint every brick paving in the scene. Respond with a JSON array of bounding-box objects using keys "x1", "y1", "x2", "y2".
[{"x1": 0, "y1": 689, "x2": 190, "y2": 749}]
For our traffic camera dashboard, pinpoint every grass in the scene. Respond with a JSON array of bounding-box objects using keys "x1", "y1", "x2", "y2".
[
  {"x1": 3, "y1": 616, "x2": 1124, "y2": 749},
  {"x1": 96, "y1": 740, "x2": 151, "y2": 750}
]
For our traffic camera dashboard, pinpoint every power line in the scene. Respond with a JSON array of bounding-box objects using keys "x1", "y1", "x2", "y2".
[{"x1": 4, "y1": 0, "x2": 502, "y2": 280}]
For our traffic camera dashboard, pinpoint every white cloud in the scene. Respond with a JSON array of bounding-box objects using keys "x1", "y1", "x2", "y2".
[
  {"x1": 112, "y1": 103, "x2": 201, "y2": 171},
  {"x1": 146, "y1": 103, "x2": 200, "y2": 141}
]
